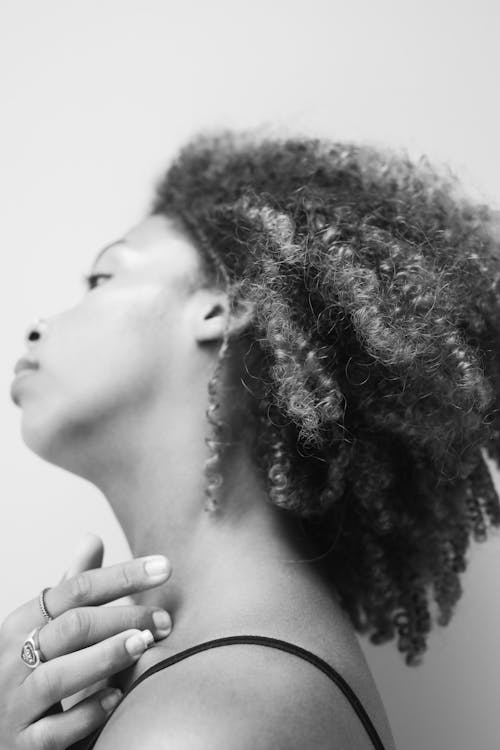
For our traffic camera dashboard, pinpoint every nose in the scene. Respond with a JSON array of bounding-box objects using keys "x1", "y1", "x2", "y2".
[{"x1": 25, "y1": 318, "x2": 48, "y2": 345}]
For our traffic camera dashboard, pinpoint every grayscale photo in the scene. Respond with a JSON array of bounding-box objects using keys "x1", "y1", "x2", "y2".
[{"x1": 1, "y1": 2, "x2": 499, "y2": 748}]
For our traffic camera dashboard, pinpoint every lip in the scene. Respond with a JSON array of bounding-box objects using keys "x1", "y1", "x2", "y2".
[
  {"x1": 10, "y1": 358, "x2": 40, "y2": 405},
  {"x1": 10, "y1": 368, "x2": 38, "y2": 405},
  {"x1": 14, "y1": 357, "x2": 39, "y2": 376}
]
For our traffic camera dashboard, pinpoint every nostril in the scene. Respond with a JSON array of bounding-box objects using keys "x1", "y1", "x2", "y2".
[{"x1": 25, "y1": 317, "x2": 48, "y2": 343}]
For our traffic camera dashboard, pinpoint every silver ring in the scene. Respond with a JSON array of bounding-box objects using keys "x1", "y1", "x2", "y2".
[
  {"x1": 39, "y1": 587, "x2": 53, "y2": 623},
  {"x1": 21, "y1": 626, "x2": 47, "y2": 669}
]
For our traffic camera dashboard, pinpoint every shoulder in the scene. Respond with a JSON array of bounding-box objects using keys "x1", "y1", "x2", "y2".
[{"x1": 95, "y1": 642, "x2": 372, "y2": 750}]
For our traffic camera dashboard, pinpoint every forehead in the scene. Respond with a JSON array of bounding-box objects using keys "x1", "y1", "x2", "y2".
[
  {"x1": 124, "y1": 214, "x2": 189, "y2": 252},
  {"x1": 95, "y1": 214, "x2": 204, "y2": 283}
]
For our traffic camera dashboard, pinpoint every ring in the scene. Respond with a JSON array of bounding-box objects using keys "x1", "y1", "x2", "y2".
[
  {"x1": 21, "y1": 626, "x2": 47, "y2": 669},
  {"x1": 39, "y1": 587, "x2": 53, "y2": 623}
]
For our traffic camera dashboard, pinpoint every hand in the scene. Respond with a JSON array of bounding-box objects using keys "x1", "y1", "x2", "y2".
[
  {"x1": 59, "y1": 533, "x2": 165, "y2": 710},
  {"x1": 0, "y1": 532, "x2": 173, "y2": 749}
]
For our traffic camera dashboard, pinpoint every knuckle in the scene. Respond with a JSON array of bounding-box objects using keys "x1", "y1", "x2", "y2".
[
  {"x1": 69, "y1": 572, "x2": 92, "y2": 603},
  {"x1": 98, "y1": 646, "x2": 117, "y2": 675},
  {"x1": 32, "y1": 666, "x2": 61, "y2": 705},
  {"x1": 132, "y1": 606, "x2": 149, "y2": 630},
  {"x1": 29, "y1": 722, "x2": 59, "y2": 750},
  {"x1": 120, "y1": 563, "x2": 136, "y2": 589},
  {"x1": 0, "y1": 610, "x2": 18, "y2": 639},
  {"x1": 58, "y1": 608, "x2": 89, "y2": 641}
]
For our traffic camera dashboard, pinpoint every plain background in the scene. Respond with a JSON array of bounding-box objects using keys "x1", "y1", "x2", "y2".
[{"x1": 2, "y1": 2, "x2": 500, "y2": 748}]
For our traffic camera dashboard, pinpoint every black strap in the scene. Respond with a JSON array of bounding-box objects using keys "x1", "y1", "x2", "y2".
[
  {"x1": 121, "y1": 634, "x2": 387, "y2": 750},
  {"x1": 73, "y1": 635, "x2": 387, "y2": 750}
]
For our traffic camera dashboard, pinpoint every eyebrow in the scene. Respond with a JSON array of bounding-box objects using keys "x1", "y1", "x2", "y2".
[{"x1": 91, "y1": 239, "x2": 127, "y2": 268}]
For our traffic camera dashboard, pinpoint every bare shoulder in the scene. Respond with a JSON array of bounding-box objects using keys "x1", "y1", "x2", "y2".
[{"x1": 95, "y1": 643, "x2": 381, "y2": 750}]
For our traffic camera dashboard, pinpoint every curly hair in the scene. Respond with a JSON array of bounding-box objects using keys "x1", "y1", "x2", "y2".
[{"x1": 151, "y1": 130, "x2": 500, "y2": 667}]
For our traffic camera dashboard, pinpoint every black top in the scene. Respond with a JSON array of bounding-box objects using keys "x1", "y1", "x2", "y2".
[{"x1": 70, "y1": 635, "x2": 388, "y2": 750}]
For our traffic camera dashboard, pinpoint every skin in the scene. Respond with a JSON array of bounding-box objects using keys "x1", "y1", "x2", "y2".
[{"x1": 13, "y1": 214, "x2": 396, "y2": 749}]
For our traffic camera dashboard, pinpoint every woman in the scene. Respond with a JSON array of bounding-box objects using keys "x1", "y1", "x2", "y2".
[{"x1": 3, "y1": 131, "x2": 500, "y2": 749}]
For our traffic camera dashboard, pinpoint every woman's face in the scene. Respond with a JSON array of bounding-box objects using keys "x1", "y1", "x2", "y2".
[{"x1": 11, "y1": 214, "x2": 213, "y2": 473}]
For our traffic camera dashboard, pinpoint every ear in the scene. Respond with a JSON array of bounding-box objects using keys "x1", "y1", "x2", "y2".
[{"x1": 193, "y1": 291, "x2": 254, "y2": 344}]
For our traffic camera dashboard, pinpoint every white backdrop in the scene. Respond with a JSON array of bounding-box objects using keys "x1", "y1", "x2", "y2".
[{"x1": 1, "y1": 2, "x2": 500, "y2": 748}]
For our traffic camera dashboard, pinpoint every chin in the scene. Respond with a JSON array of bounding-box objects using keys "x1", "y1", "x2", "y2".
[
  {"x1": 21, "y1": 410, "x2": 65, "y2": 465},
  {"x1": 19, "y1": 404, "x2": 88, "y2": 475},
  {"x1": 19, "y1": 395, "x2": 126, "y2": 486}
]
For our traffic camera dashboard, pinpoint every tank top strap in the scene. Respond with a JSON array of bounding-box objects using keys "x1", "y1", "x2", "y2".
[{"x1": 71, "y1": 634, "x2": 388, "y2": 750}]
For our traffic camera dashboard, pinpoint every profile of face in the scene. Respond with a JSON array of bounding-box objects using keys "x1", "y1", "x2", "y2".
[{"x1": 12, "y1": 215, "x2": 229, "y2": 480}]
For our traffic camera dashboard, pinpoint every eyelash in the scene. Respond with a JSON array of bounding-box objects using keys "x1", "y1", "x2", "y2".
[{"x1": 82, "y1": 273, "x2": 113, "y2": 290}]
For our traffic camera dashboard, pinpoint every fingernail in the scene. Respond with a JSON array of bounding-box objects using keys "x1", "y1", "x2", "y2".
[
  {"x1": 125, "y1": 629, "x2": 153, "y2": 657},
  {"x1": 141, "y1": 628, "x2": 154, "y2": 647},
  {"x1": 152, "y1": 610, "x2": 172, "y2": 637},
  {"x1": 143, "y1": 555, "x2": 169, "y2": 580},
  {"x1": 100, "y1": 688, "x2": 122, "y2": 713}
]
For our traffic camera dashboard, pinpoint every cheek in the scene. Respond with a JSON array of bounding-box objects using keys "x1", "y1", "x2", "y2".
[{"x1": 21, "y1": 287, "x2": 174, "y2": 442}]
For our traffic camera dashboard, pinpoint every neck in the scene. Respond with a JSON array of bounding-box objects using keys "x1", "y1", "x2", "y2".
[{"x1": 88, "y1": 412, "x2": 325, "y2": 647}]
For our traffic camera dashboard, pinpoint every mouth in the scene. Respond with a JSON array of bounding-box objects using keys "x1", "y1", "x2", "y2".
[
  {"x1": 11, "y1": 358, "x2": 40, "y2": 405},
  {"x1": 13, "y1": 356, "x2": 40, "y2": 376}
]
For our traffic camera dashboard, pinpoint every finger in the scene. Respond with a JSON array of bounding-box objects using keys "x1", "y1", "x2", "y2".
[
  {"x1": 23, "y1": 628, "x2": 154, "y2": 715},
  {"x1": 23, "y1": 686, "x2": 122, "y2": 750},
  {"x1": 4, "y1": 554, "x2": 172, "y2": 634},
  {"x1": 1, "y1": 534, "x2": 104, "y2": 642},
  {"x1": 60, "y1": 532, "x2": 104, "y2": 583},
  {"x1": 44, "y1": 555, "x2": 171, "y2": 618},
  {"x1": 37, "y1": 604, "x2": 172, "y2": 659}
]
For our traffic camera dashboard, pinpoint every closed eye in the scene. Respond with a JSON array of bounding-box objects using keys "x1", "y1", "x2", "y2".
[{"x1": 82, "y1": 273, "x2": 113, "y2": 290}]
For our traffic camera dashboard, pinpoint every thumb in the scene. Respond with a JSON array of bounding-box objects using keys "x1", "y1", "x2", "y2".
[{"x1": 60, "y1": 532, "x2": 105, "y2": 582}]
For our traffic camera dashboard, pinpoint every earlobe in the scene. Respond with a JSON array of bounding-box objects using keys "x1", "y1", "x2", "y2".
[
  {"x1": 194, "y1": 295, "x2": 254, "y2": 344},
  {"x1": 193, "y1": 295, "x2": 228, "y2": 344},
  {"x1": 196, "y1": 307, "x2": 226, "y2": 343},
  {"x1": 204, "y1": 304, "x2": 224, "y2": 321},
  {"x1": 228, "y1": 298, "x2": 254, "y2": 336}
]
